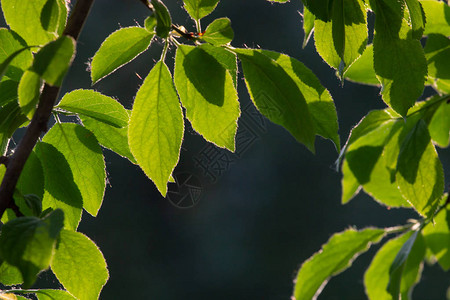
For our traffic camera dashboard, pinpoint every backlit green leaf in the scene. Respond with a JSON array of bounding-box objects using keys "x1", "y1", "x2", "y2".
[
  {"x1": 0, "y1": 80, "x2": 19, "y2": 107},
  {"x1": 197, "y1": 43, "x2": 237, "y2": 88},
  {"x1": 51, "y1": 230, "x2": 109, "y2": 300},
  {"x1": 0, "y1": 209, "x2": 64, "y2": 288},
  {"x1": 420, "y1": 0, "x2": 450, "y2": 36},
  {"x1": 1, "y1": 0, "x2": 66, "y2": 45},
  {"x1": 80, "y1": 114, "x2": 136, "y2": 164},
  {"x1": 151, "y1": 0, "x2": 172, "y2": 38},
  {"x1": 35, "y1": 142, "x2": 83, "y2": 230},
  {"x1": 302, "y1": 5, "x2": 315, "y2": 48},
  {"x1": 424, "y1": 34, "x2": 450, "y2": 80},
  {"x1": 404, "y1": 0, "x2": 426, "y2": 39},
  {"x1": 428, "y1": 100, "x2": 450, "y2": 148},
  {"x1": 42, "y1": 123, "x2": 106, "y2": 217},
  {"x1": 0, "y1": 29, "x2": 33, "y2": 82},
  {"x1": 32, "y1": 36, "x2": 75, "y2": 86},
  {"x1": 129, "y1": 61, "x2": 184, "y2": 196},
  {"x1": 422, "y1": 205, "x2": 450, "y2": 270},
  {"x1": 184, "y1": 0, "x2": 220, "y2": 20},
  {"x1": 90, "y1": 27, "x2": 154, "y2": 84},
  {"x1": 0, "y1": 101, "x2": 28, "y2": 155},
  {"x1": 370, "y1": 0, "x2": 427, "y2": 116},
  {"x1": 175, "y1": 44, "x2": 239, "y2": 151},
  {"x1": 202, "y1": 18, "x2": 233, "y2": 46},
  {"x1": 0, "y1": 261, "x2": 23, "y2": 285},
  {"x1": 314, "y1": 0, "x2": 367, "y2": 75},
  {"x1": 36, "y1": 289, "x2": 76, "y2": 300},
  {"x1": 397, "y1": 120, "x2": 444, "y2": 217},
  {"x1": 365, "y1": 232, "x2": 425, "y2": 300},
  {"x1": 261, "y1": 50, "x2": 340, "y2": 150},
  {"x1": 344, "y1": 44, "x2": 379, "y2": 85},
  {"x1": 40, "y1": 0, "x2": 67, "y2": 36},
  {"x1": 18, "y1": 71, "x2": 42, "y2": 119},
  {"x1": 302, "y1": 0, "x2": 333, "y2": 21},
  {"x1": 57, "y1": 89, "x2": 129, "y2": 128},
  {"x1": 235, "y1": 48, "x2": 316, "y2": 151},
  {"x1": 293, "y1": 228, "x2": 385, "y2": 300}
]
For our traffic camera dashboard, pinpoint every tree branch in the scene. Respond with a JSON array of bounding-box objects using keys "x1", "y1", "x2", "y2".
[{"x1": 0, "y1": 0, "x2": 95, "y2": 218}]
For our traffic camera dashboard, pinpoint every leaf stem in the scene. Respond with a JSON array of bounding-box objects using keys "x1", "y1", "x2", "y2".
[
  {"x1": 0, "y1": 0, "x2": 95, "y2": 219},
  {"x1": 160, "y1": 38, "x2": 169, "y2": 62}
]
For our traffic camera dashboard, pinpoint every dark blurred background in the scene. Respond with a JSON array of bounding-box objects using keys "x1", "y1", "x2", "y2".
[{"x1": 2, "y1": 0, "x2": 450, "y2": 299}]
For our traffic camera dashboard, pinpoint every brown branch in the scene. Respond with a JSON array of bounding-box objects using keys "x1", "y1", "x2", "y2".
[{"x1": 0, "y1": 0, "x2": 95, "y2": 218}]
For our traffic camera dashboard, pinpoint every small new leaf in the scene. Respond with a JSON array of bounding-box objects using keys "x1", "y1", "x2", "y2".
[
  {"x1": 151, "y1": 0, "x2": 172, "y2": 38},
  {"x1": 202, "y1": 18, "x2": 234, "y2": 46},
  {"x1": 184, "y1": 0, "x2": 220, "y2": 21}
]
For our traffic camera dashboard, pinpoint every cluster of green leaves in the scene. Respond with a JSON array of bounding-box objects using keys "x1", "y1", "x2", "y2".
[
  {"x1": 292, "y1": 0, "x2": 450, "y2": 299},
  {"x1": 0, "y1": 0, "x2": 448, "y2": 299},
  {"x1": 0, "y1": 0, "x2": 109, "y2": 299}
]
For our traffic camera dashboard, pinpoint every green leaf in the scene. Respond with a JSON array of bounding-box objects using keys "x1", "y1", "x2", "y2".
[
  {"x1": 1, "y1": 0, "x2": 66, "y2": 45},
  {"x1": 428, "y1": 100, "x2": 450, "y2": 148},
  {"x1": 424, "y1": 34, "x2": 450, "y2": 80},
  {"x1": 57, "y1": 89, "x2": 129, "y2": 128},
  {"x1": 370, "y1": 0, "x2": 428, "y2": 116},
  {"x1": 397, "y1": 120, "x2": 444, "y2": 217},
  {"x1": 184, "y1": 0, "x2": 220, "y2": 20},
  {"x1": 42, "y1": 123, "x2": 106, "y2": 217},
  {"x1": 302, "y1": 0, "x2": 333, "y2": 21},
  {"x1": 202, "y1": 18, "x2": 234, "y2": 46},
  {"x1": 293, "y1": 228, "x2": 385, "y2": 300},
  {"x1": 40, "y1": 0, "x2": 67, "y2": 36},
  {"x1": 404, "y1": 0, "x2": 426, "y2": 39},
  {"x1": 260, "y1": 50, "x2": 340, "y2": 150},
  {"x1": 35, "y1": 142, "x2": 83, "y2": 230},
  {"x1": 36, "y1": 289, "x2": 77, "y2": 300},
  {"x1": 0, "y1": 80, "x2": 19, "y2": 107},
  {"x1": 387, "y1": 231, "x2": 419, "y2": 298},
  {"x1": 0, "y1": 101, "x2": 29, "y2": 155},
  {"x1": 80, "y1": 114, "x2": 136, "y2": 164},
  {"x1": 51, "y1": 230, "x2": 109, "y2": 300},
  {"x1": 129, "y1": 61, "x2": 184, "y2": 196},
  {"x1": 0, "y1": 47, "x2": 34, "y2": 83},
  {"x1": 235, "y1": 48, "x2": 316, "y2": 151},
  {"x1": 343, "y1": 44, "x2": 379, "y2": 86},
  {"x1": 90, "y1": 27, "x2": 154, "y2": 84},
  {"x1": 0, "y1": 29, "x2": 33, "y2": 82},
  {"x1": 32, "y1": 36, "x2": 75, "y2": 86},
  {"x1": 341, "y1": 159, "x2": 361, "y2": 203},
  {"x1": 196, "y1": 43, "x2": 237, "y2": 88},
  {"x1": 344, "y1": 117, "x2": 408, "y2": 207},
  {"x1": 0, "y1": 261, "x2": 23, "y2": 285},
  {"x1": 18, "y1": 71, "x2": 43, "y2": 120},
  {"x1": 314, "y1": 0, "x2": 368, "y2": 75},
  {"x1": 151, "y1": 0, "x2": 172, "y2": 38},
  {"x1": 422, "y1": 204, "x2": 450, "y2": 270},
  {"x1": 302, "y1": 5, "x2": 315, "y2": 48},
  {"x1": 365, "y1": 231, "x2": 425, "y2": 300},
  {"x1": 144, "y1": 15, "x2": 157, "y2": 32},
  {"x1": 174, "y1": 44, "x2": 239, "y2": 151},
  {"x1": 0, "y1": 209, "x2": 64, "y2": 288},
  {"x1": 421, "y1": 0, "x2": 450, "y2": 36}
]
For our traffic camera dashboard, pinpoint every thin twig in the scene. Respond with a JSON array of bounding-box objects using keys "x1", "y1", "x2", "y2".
[{"x1": 0, "y1": 0, "x2": 95, "y2": 219}]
